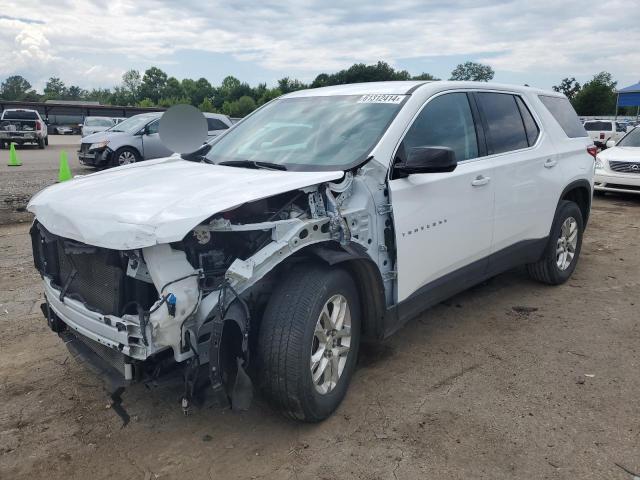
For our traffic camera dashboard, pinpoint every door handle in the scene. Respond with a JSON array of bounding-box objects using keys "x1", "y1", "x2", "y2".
[
  {"x1": 471, "y1": 175, "x2": 490, "y2": 187},
  {"x1": 544, "y1": 158, "x2": 557, "y2": 168}
]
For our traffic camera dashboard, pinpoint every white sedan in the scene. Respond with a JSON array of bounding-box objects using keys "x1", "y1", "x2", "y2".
[{"x1": 595, "y1": 128, "x2": 640, "y2": 194}]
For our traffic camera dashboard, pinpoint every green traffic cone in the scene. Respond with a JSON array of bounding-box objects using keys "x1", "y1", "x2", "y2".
[
  {"x1": 7, "y1": 142, "x2": 21, "y2": 166},
  {"x1": 58, "y1": 150, "x2": 73, "y2": 182}
]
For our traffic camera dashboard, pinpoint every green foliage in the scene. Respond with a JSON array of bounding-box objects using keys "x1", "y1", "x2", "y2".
[
  {"x1": 136, "y1": 98, "x2": 155, "y2": 107},
  {"x1": 412, "y1": 72, "x2": 440, "y2": 81},
  {"x1": 157, "y1": 96, "x2": 190, "y2": 108},
  {"x1": 449, "y1": 62, "x2": 494, "y2": 82},
  {"x1": 552, "y1": 77, "x2": 581, "y2": 100},
  {"x1": 571, "y1": 72, "x2": 617, "y2": 116},
  {"x1": 139, "y1": 67, "x2": 168, "y2": 103},
  {"x1": 122, "y1": 69, "x2": 141, "y2": 101},
  {"x1": 0, "y1": 75, "x2": 36, "y2": 100},
  {"x1": 43, "y1": 76, "x2": 67, "y2": 99},
  {"x1": 198, "y1": 97, "x2": 215, "y2": 112},
  {"x1": 222, "y1": 95, "x2": 256, "y2": 117},
  {"x1": 311, "y1": 61, "x2": 411, "y2": 88}
]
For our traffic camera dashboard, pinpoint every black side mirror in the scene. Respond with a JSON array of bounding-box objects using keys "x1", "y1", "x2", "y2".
[{"x1": 394, "y1": 146, "x2": 457, "y2": 177}]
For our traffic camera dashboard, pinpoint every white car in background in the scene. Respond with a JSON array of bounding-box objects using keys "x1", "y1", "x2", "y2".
[
  {"x1": 595, "y1": 127, "x2": 640, "y2": 194},
  {"x1": 81, "y1": 116, "x2": 115, "y2": 137},
  {"x1": 583, "y1": 120, "x2": 626, "y2": 148}
]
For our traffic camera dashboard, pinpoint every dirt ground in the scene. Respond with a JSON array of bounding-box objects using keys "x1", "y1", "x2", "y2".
[{"x1": 1, "y1": 149, "x2": 639, "y2": 478}]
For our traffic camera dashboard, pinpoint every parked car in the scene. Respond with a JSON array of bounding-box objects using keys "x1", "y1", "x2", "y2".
[
  {"x1": 78, "y1": 112, "x2": 232, "y2": 168},
  {"x1": 583, "y1": 119, "x2": 626, "y2": 148},
  {"x1": 54, "y1": 125, "x2": 74, "y2": 135},
  {"x1": 594, "y1": 127, "x2": 640, "y2": 194},
  {"x1": 80, "y1": 116, "x2": 115, "y2": 137},
  {"x1": 0, "y1": 108, "x2": 48, "y2": 149},
  {"x1": 28, "y1": 81, "x2": 594, "y2": 422}
]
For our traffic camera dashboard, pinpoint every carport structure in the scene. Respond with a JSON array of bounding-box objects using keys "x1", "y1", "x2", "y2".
[{"x1": 616, "y1": 82, "x2": 640, "y2": 120}]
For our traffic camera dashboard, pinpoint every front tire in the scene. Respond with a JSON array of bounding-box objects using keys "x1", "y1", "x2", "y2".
[
  {"x1": 527, "y1": 200, "x2": 584, "y2": 285},
  {"x1": 257, "y1": 265, "x2": 361, "y2": 422},
  {"x1": 112, "y1": 147, "x2": 140, "y2": 167}
]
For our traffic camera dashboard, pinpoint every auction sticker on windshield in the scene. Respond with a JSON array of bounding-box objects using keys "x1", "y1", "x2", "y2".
[{"x1": 358, "y1": 94, "x2": 406, "y2": 104}]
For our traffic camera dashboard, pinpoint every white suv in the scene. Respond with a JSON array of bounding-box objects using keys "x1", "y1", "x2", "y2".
[{"x1": 28, "y1": 81, "x2": 594, "y2": 422}]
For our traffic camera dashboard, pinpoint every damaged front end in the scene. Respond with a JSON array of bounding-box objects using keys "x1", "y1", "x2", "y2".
[{"x1": 31, "y1": 170, "x2": 391, "y2": 414}]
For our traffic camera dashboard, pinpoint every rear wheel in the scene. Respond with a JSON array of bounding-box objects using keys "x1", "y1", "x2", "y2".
[
  {"x1": 44, "y1": 136, "x2": 49, "y2": 146},
  {"x1": 257, "y1": 265, "x2": 361, "y2": 422},
  {"x1": 527, "y1": 200, "x2": 583, "y2": 285},
  {"x1": 112, "y1": 147, "x2": 140, "y2": 167},
  {"x1": 38, "y1": 138, "x2": 45, "y2": 149}
]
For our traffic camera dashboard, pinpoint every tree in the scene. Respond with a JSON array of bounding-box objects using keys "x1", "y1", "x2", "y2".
[
  {"x1": 0, "y1": 75, "x2": 34, "y2": 100},
  {"x1": 162, "y1": 77, "x2": 184, "y2": 100},
  {"x1": 552, "y1": 77, "x2": 581, "y2": 100},
  {"x1": 137, "y1": 98, "x2": 155, "y2": 107},
  {"x1": 222, "y1": 95, "x2": 256, "y2": 117},
  {"x1": 122, "y1": 69, "x2": 141, "y2": 101},
  {"x1": 44, "y1": 76, "x2": 67, "y2": 99},
  {"x1": 182, "y1": 77, "x2": 214, "y2": 107},
  {"x1": 199, "y1": 97, "x2": 215, "y2": 112},
  {"x1": 449, "y1": 62, "x2": 494, "y2": 82},
  {"x1": 85, "y1": 88, "x2": 112, "y2": 104},
  {"x1": 66, "y1": 85, "x2": 85, "y2": 100},
  {"x1": 412, "y1": 72, "x2": 440, "y2": 81},
  {"x1": 572, "y1": 72, "x2": 617, "y2": 116},
  {"x1": 277, "y1": 77, "x2": 307, "y2": 94},
  {"x1": 139, "y1": 67, "x2": 168, "y2": 104},
  {"x1": 310, "y1": 61, "x2": 410, "y2": 88}
]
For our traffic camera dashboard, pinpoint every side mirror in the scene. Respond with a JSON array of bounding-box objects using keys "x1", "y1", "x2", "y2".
[
  {"x1": 606, "y1": 140, "x2": 616, "y2": 149},
  {"x1": 395, "y1": 146, "x2": 457, "y2": 177}
]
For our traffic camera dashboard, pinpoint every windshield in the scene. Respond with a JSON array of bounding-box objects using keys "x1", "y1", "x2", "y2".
[
  {"x1": 204, "y1": 95, "x2": 405, "y2": 171},
  {"x1": 85, "y1": 117, "x2": 113, "y2": 127},
  {"x1": 617, "y1": 127, "x2": 640, "y2": 147},
  {"x1": 110, "y1": 114, "x2": 158, "y2": 133}
]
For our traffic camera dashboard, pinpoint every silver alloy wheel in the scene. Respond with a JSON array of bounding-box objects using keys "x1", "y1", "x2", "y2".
[
  {"x1": 118, "y1": 151, "x2": 136, "y2": 165},
  {"x1": 310, "y1": 294, "x2": 352, "y2": 394},
  {"x1": 556, "y1": 217, "x2": 578, "y2": 270}
]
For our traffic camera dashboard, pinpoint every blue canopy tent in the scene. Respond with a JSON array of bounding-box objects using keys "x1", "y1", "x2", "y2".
[{"x1": 616, "y1": 82, "x2": 640, "y2": 119}]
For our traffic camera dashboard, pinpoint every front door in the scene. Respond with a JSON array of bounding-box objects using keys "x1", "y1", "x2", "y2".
[
  {"x1": 141, "y1": 120, "x2": 173, "y2": 159},
  {"x1": 389, "y1": 92, "x2": 495, "y2": 302}
]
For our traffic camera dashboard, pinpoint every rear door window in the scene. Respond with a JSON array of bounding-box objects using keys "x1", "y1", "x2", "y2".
[
  {"x1": 538, "y1": 96, "x2": 588, "y2": 138},
  {"x1": 584, "y1": 121, "x2": 613, "y2": 131},
  {"x1": 476, "y1": 92, "x2": 528, "y2": 154},
  {"x1": 207, "y1": 118, "x2": 229, "y2": 130},
  {"x1": 2, "y1": 110, "x2": 38, "y2": 120},
  {"x1": 515, "y1": 97, "x2": 540, "y2": 146}
]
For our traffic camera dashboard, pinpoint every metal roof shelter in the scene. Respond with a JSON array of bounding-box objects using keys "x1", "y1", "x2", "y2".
[
  {"x1": 0, "y1": 100, "x2": 165, "y2": 120},
  {"x1": 616, "y1": 82, "x2": 640, "y2": 120}
]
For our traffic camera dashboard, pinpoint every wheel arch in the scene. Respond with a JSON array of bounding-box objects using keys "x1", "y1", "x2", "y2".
[
  {"x1": 560, "y1": 179, "x2": 592, "y2": 227},
  {"x1": 302, "y1": 242, "x2": 387, "y2": 341},
  {"x1": 111, "y1": 145, "x2": 142, "y2": 162}
]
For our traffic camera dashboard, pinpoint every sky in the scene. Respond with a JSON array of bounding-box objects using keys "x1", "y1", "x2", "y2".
[{"x1": 0, "y1": 0, "x2": 638, "y2": 92}]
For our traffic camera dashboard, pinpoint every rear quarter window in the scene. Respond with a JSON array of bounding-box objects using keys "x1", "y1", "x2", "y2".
[
  {"x1": 538, "y1": 96, "x2": 588, "y2": 138},
  {"x1": 207, "y1": 118, "x2": 229, "y2": 130}
]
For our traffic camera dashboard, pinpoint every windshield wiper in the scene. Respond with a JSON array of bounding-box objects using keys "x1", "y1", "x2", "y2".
[
  {"x1": 218, "y1": 160, "x2": 287, "y2": 171},
  {"x1": 182, "y1": 143, "x2": 213, "y2": 162}
]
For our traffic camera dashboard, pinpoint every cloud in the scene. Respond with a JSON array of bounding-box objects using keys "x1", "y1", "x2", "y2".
[{"x1": 0, "y1": 0, "x2": 638, "y2": 90}]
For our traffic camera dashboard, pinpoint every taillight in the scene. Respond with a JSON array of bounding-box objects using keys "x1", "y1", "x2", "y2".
[
  {"x1": 587, "y1": 145, "x2": 598, "y2": 159},
  {"x1": 599, "y1": 133, "x2": 605, "y2": 139},
  {"x1": 35, "y1": 120, "x2": 42, "y2": 130}
]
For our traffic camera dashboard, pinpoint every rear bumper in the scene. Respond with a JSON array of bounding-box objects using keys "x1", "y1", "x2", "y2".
[
  {"x1": 0, "y1": 132, "x2": 38, "y2": 141},
  {"x1": 594, "y1": 170, "x2": 640, "y2": 194}
]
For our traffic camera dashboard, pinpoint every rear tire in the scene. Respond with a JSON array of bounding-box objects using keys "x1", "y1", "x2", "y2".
[
  {"x1": 38, "y1": 138, "x2": 45, "y2": 149},
  {"x1": 45, "y1": 136, "x2": 49, "y2": 146},
  {"x1": 257, "y1": 265, "x2": 361, "y2": 422},
  {"x1": 527, "y1": 200, "x2": 583, "y2": 285}
]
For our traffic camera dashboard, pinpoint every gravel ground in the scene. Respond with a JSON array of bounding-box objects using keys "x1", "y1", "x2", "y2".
[
  {"x1": 0, "y1": 148, "x2": 639, "y2": 479},
  {"x1": 0, "y1": 135, "x2": 94, "y2": 224}
]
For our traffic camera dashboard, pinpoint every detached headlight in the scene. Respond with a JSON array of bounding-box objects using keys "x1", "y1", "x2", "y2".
[
  {"x1": 89, "y1": 140, "x2": 110, "y2": 150},
  {"x1": 595, "y1": 156, "x2": 604, "y2": 170}
]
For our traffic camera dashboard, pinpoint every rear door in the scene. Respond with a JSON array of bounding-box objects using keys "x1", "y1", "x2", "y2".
[
  {"x1": 474, "y1": 92, "x2": 558, "y2": 256},
  {"x1": 389, "y1": 91, "x2": 495, "y2": 302}
]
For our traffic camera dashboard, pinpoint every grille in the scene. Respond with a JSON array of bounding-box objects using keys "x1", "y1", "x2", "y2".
[
  {"x1": 609, "y1": 161, "x2": 640, "y2": 174},
  {"x1": 603, "y1": 183, "x2": 640, "y2": 192},
  {"x1": 31, "y1": 222, "x2": 157, "y2": 317},
  {"x1": 57, "y1": 241, "x2": 125, "y2": 315}
]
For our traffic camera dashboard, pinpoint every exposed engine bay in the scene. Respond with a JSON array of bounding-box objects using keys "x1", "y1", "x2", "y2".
[{"x1": 31, "y1": 166, "x2": 396, "y2": 415}]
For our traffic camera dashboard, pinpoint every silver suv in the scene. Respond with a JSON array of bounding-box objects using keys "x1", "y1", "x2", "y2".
[{"x1": 78, "y1": 112, "x2": 232, "y2": 168}]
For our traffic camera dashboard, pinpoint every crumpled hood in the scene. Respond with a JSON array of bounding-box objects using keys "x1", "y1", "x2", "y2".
[
  {"x1": 599, "y1": 146, "x2": 640, "y2": 162},
  {"x1": 81, "y1": 130, "x2": 128, "y2": 144},
  {"x1": 28, "y1": 157, "x2": 343, "y2": 249}
]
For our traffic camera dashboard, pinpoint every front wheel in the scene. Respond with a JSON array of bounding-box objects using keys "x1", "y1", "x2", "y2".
[
  {"x1": 527, "y1": 200, "x2": 584, "y2": 285},
  {"x1": 112, "y1": 147, "x2": 140, "y2": 167},
  {"x1": 257, "y1": 265, "x2": 361, "y2": 422}
]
